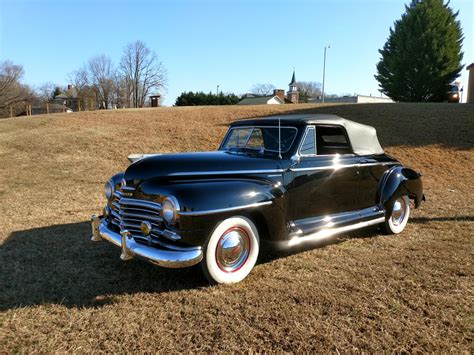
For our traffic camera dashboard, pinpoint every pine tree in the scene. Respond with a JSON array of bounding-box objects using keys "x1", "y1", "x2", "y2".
[
  {"x1": 375, "y1": 0, "x2": 464, "y2": 102},
  {"x1": 52, "y1": 86, "x2": 62, "y2": 99}
]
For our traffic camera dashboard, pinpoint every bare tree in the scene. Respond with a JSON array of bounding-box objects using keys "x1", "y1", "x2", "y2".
[
  {"x1": 67, "y1": 65, "x2": 89, "y2": 92},
  {"x1": 88, "y1": 55, "x2": 116, "y2": 109},
  {"x1": 250, "y1": 83, "x2": 276, "y2": 96},
  {"x1": 0, "y1": 61, "x2": 34, "y2": 117},
  {"x1": 297, "y1": 81, "x2": 322, "y2": 102},
  {"x1": 120, "y1": 41, "x2": 167, "y2": 108},
  {"x1": 36, "y1": 82, "x2": 57, "y2": 102},
  {"x1": 113, "y1": 73, "x2": 129, "y2": 108},
  {"x1": 67, "y1": 65, "x2": 95, "y2": 109}
]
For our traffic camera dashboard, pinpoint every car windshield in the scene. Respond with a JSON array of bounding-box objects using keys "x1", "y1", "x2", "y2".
[{"x1": 221, "y1": 126, "x2": 298, "y2": 153}]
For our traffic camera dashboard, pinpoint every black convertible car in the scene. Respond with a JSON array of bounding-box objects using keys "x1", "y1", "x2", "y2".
[{"x1": 91, "y1": 114, "x2": 424, "y2": 284}]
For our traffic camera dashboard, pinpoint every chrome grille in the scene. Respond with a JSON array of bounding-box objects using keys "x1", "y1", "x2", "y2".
[
  {"x1": 109, "y1": 187, "x2": 179, "y2": 242},
  {"x1": 119, "y1": 197, "x2": 163, "y2": 235},
  {"x1": 110, "y1": 190, "x2": 122, "y2": 227}
]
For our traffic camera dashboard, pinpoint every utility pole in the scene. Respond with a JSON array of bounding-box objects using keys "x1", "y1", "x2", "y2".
[{"x1": 322, "y1": 45, "x2": 331, "y2": 103}]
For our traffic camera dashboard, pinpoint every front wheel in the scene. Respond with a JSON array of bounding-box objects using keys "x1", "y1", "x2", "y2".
[
  {"x1": 201, "y1": 216, "x2": 259, "y2": 284},
  {"x1": 383, "y1": 196, "x2": 410, "y2": 234}
]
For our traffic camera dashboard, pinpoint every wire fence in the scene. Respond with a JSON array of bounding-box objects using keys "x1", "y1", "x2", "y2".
[{"x1": 6, "y1": 98, "x2": 99, "y2": 118}]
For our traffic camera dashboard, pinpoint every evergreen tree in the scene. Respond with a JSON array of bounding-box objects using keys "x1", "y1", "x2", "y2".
[
  {"x1": 175, "y1": 91, "x2": 240, "y2": 106},
  {"x1": 375, "y1": 0, "x2": 464, "y2": 102},
  {"x1": 52, "y1": 86, "x2": 62, "y2": 99}
]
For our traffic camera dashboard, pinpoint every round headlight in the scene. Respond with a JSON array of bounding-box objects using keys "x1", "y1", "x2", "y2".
[
  {"x1": 163, "y1": 196, "x2": 180, "y2": 225},
  {"x1": 104, "y1": 180, "x2": 114, "y2": 200}
]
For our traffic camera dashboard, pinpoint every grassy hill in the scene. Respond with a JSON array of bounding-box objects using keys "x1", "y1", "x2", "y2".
[{"x1": 0, "y1": 103, "x2": 473, "y2": 352}]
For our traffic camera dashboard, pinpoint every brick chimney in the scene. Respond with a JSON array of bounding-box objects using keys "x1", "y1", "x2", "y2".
[{"x1": 273, "y1": 89, "x2": 285, "y2": 102}]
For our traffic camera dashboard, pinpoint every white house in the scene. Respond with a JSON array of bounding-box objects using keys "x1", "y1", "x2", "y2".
[
  {"x1": 237, "y1": 95, "x2": 284, "y2": 105},
  {"x1": 237, "y1": 70, "x2": 300, "y2": 105},
  {"x1": 309, "y1": 95, "x2": 393, "y2": 104}
]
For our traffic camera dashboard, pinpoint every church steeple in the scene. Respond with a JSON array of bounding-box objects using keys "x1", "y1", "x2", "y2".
[
  {"x1": 287, "y1": 69, "x2": 299, "y2": 103},
  {"x1": 289, "y1": 70, "x2": 296, "y2": 87}
]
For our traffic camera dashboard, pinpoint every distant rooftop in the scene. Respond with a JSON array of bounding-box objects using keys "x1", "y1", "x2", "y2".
[{"x1": 237, "y1": 95, "x2": 284, "y2": 105}]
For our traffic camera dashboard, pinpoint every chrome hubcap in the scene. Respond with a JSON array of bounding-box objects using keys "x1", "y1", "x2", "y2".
[
  {"x1": 216, "y1": 228, "x2": 250, "y2": 273},
  {"x1": 391, "y1": 197, "x2": 407, "y2": 226}
]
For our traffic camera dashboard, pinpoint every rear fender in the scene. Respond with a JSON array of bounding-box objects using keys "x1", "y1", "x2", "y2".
[{"x1": 378, "y1": 166, "x2": 424, "y2": 216}]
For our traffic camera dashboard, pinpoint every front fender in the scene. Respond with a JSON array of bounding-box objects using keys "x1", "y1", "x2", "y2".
[
  {"x1": 378, "y1": 166, "x2": 424, "y2": 216},
  {"x1": 139, "y1": 178, "x2": 287, "y2": 245},
  {"x1": 140, "y1": 178, "x2": 284, "y2": 213}
]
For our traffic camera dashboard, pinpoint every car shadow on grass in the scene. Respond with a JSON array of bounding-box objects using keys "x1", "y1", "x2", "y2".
[
  {"x1": 257, "y1": 215, "x2": 474, "y2": 264},
  {"x1": 1, "y1": 220, "x2": 383, "y2": 310},
  {"x1": 0, "y1": 221, "x2": 208, "y2": 310},
  {"x1": 410, "y1": 215, "x2": 474, "y2": 223},
  {"x1": 4, "y1": 216, "x2": 470, "y2": 310}
]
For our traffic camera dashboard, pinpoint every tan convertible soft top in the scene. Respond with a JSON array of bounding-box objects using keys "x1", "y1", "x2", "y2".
[
  {"x1": 334, "y1": 117, "x2": 384, "y2": 155},
  {"x1": 232, "y1": 114, "x2": 385, "y2": 155}
]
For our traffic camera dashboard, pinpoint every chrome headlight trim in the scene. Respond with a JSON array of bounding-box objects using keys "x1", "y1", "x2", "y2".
[
  {"x1": 104, "y1": 179, "x2": 114, "y2": 200},
  {"x1": 163, "y1": 195, "x2": 180, "y2": 225}
]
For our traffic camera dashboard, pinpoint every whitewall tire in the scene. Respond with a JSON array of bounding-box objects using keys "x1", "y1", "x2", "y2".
[
  {"x1": 384, "y1": 196, "x2": 410, "y2": 234},
  {"x1": 201, "y1": 216, "x2": 259, "y2": 284}
]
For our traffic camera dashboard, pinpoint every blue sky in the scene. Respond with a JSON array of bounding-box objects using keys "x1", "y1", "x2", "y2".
[{"x1": 1, "y1": 0, "x2": 472, "y2": 105}]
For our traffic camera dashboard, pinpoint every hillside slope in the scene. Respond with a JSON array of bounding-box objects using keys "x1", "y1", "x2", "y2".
[{"x1": 0, "y1": 103, "x2": 473, "y2": 352}]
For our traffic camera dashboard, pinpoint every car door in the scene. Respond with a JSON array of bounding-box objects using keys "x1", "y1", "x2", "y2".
[
  {"x1": 287, "y1": 125, "x2": 360, "y2": 233},
  {"x1": 357, "y1": 156, "x2": 394, "y2": 209}
]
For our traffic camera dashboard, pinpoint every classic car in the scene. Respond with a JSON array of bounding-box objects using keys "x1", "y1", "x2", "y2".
[{"x1": 91, "y1": 114, "x2": 424, "y2": 284}]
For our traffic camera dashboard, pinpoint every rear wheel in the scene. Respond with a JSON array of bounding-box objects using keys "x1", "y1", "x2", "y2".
[
  {"x1": 384, "y1": 196, "x2": 410, "y2": 234},
  {"x1": 201, "y1": 216, "x2": 259, "y2": 284}
]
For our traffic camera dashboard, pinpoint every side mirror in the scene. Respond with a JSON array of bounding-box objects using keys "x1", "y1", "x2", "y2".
[{"x1": 290, "y1": 155, "x2": 300, "y2": 167}]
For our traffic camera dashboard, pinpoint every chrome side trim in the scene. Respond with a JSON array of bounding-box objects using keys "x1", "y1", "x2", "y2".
[
  {"x1": 168, "y1": 169, "x2": 285, "y2": 176},
  {"x1": 290, "y1": 162, "x2": 396, "y2": 172},
  {"x1": 290, "y1": 164, "x2": 358, "y2": 172},
  {"x1": 179, "y1": 201, "x2": 273, "y2": 216},
  {"x1": 288, "y1": 217, "x2": 385, "y2": 246},
  {"x1": 361, "y1": 162, "x2": 397, "y2": 167}
]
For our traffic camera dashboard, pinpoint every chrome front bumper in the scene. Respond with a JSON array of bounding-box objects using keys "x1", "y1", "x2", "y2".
[{"x1": 91, "y1": 215, "x2": 203, "y2": 268}]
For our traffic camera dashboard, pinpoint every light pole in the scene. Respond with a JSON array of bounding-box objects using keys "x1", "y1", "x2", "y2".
[
  {"x1": 217, "y1": 85, "x2": 219, "y2": 96},
  {"x1": 322, "y1": 45, "x2": 331, "y2": 103}
]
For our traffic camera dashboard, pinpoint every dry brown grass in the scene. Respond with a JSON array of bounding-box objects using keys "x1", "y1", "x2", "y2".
[{"x1": 0, "y1": 103, "x2": 473, "y2": 352}]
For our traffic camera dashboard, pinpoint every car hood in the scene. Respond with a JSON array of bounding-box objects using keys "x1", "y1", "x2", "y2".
[{"x1": 123, "y1": 151, "x2": 285, "y2": 184}]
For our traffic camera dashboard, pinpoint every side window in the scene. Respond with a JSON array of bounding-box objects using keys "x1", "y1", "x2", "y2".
[
  {"x1": 316, "y1": 125, "x2": 352, "y2": 155},
  {"x1": 299, "y1": 126, "x2": 316, "y2": 155}
]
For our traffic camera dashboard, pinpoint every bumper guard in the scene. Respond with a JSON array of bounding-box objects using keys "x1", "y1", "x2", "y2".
[{"x1": 90, "y1": 215, "x2": 203, "y2": 268}]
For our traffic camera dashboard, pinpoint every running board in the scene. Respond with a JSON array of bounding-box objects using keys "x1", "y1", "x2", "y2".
[{"x1": 288, "y1": 217, "x2": 385, "y2": 247}]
